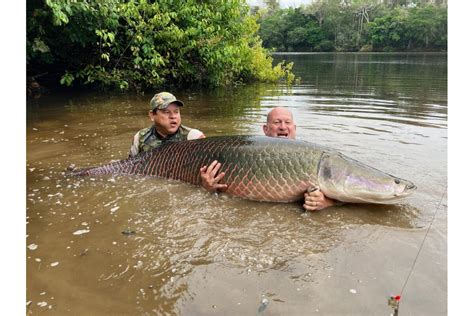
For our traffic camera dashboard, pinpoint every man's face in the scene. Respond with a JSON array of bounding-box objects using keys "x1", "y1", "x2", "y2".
[
  {"x1": 149, "y1": 103, "x2": 182, "y2": 137},
  {"x1": 263, "y1": 108, "x2": 296, "y2": 139}
]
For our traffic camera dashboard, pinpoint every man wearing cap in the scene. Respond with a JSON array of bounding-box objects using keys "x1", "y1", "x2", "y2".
[{"x1": 129, "y1": 92, "x2": 204, "y2": 157}]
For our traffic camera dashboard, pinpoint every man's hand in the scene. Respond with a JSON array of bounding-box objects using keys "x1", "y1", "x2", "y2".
[
  {"x1": 303, "y1": 187, "x2": 337, "y2": 211},
  {"x1": 200, "y1": 160, "x2": 228, "y2": 192}
]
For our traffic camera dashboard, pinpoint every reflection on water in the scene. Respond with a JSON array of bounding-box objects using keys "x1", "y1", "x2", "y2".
[{"x1": 27, "y1": 53, "x2": 446, "y2": 315}]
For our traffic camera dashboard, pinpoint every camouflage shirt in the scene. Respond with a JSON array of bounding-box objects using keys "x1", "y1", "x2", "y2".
[{"x1": 129, "y1": 124, "x2": 203, "y2": 157}]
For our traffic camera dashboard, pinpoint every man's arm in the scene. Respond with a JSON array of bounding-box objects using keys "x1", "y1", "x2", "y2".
[
  {"x1": 303, "y1": 187, "x2": 339, "y2": 211},
  {"x1": 189, "y1": 130, "x2": 226, "y2": 192},
  {"x1": 191, "y1": 131, "x2": 227, "y2": 192},
  {"x1": 200, "y1": 160, "x2": 228, "y2": 192},
  {"x1": 129, "y1": 132, "x2": 141, "y2": 158},
  {"x1": 187, "y1": 129, "x2": 205, "y2": 140},
  {"x1": 199, "y1": 163, "x2": 339, "y2": 210}
]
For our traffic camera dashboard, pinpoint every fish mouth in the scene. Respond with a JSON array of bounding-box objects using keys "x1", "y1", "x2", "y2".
[
  {"x1": 404, "y1": 182, "x2": 417, "y2": 192},
  {"x1": 394, "y1": 182, "x2": 417, "y2": 197}
]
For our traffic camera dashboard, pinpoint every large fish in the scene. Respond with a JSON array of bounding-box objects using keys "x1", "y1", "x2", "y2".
[{"x1": 70, "y1": 135, "x2": 416, "y2": 203}]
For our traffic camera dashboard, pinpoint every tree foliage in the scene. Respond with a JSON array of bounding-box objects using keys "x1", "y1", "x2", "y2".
[
  {"x1": 27, "y1": 0, "x2": 295, "y2": 91},
  {"x1": 256, "y1": 0, "x2": 447, "y2": 52}
]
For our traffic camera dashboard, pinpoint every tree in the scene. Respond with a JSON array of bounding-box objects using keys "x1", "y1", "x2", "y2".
[
  {"x1": 367, "y1": 8, "x2": 409, "y2": 50},
  {"x1": 405, "y1": 4, "x2": 447, "y2": 49},
  {"x1": 264, "y1": 0, "x2": 280, "y2": 12},
  {"x1": 257, "y1": 0, "x2": 446, "y2": 52},
  {"x1": 27, "y1": 0, "x2": 295, "y2": 91}
]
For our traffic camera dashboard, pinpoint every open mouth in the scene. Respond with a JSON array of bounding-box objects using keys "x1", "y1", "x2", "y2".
[
  {"x1": 405, "y1": 183, "x2": 417, "y2": 191},
  {"x1": 277, "y1": 133, "x2": 288, "y2": 138},
  {"x1": 394, "y1": 182, "x2": 417, "y2": 197}
]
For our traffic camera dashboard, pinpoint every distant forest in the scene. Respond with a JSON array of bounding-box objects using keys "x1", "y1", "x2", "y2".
[{"x1": 254, "y1": 0, "x2": 447, "y2": 52}]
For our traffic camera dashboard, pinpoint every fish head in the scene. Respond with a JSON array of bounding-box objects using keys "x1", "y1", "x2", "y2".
[{"x1": 317, "y1": 152, "x2": 417, "y2": 204}]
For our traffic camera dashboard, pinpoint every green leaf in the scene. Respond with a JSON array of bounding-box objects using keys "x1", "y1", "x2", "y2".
[
  {"x1": 32, "y1": 38, "x2": 50, "y2": 53},
  {"x1": 60, "y1": 72, "x2": 74, "y2": 86},
  {"x1": 101, "y1": 53, "x2": 110, "y2": 62}
]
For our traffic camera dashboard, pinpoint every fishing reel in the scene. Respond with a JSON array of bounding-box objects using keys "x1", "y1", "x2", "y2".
[{"x1": 388, "y1": 295, "x2": 401, "y2": 316}]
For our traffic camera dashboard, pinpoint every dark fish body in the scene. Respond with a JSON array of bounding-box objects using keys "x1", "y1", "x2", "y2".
[{"x1": 71, "y1": 135, "x2": 416, "y2": 203}]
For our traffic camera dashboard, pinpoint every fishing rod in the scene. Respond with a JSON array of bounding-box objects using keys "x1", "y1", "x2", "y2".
[{"x1": 388, "y1": 187, "x2": 447, "y2": 316}]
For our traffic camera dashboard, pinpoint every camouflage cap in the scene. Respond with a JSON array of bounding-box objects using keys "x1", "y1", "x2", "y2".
[{"x1": 150, "y1": 92, "x2": 184, "y2": 111}]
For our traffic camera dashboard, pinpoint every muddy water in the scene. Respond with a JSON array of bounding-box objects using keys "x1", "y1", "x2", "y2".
[{"x1": 27, "y1": 53, "x2": 447, "y2": 315}]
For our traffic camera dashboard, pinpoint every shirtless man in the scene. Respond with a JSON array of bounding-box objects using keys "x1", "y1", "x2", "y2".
[{"x1": 200, "y1": 107, "x2": 338, "y2": 211}]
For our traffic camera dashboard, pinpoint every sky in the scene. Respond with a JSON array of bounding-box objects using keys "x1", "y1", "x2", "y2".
[{"x1": 247, "y1": 0, "x2": 314, "y2": 8}]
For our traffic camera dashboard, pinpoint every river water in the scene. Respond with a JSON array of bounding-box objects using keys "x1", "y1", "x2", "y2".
[{"x1": 26, "y1": 53, "x2": 447, "y2": 315}]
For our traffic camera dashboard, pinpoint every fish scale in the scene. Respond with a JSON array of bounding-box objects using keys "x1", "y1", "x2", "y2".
[{"x1": 70, "y1": 135, "x2": 416, "y2": 204}]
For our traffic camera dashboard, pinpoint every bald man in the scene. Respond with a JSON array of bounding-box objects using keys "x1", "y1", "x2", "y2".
[
  {"x1": 263, "y1": 107, "x2": 297, "y2": 139},
  {"x1": 200, "y1": 107, "x2": 338, "y2": 211}
]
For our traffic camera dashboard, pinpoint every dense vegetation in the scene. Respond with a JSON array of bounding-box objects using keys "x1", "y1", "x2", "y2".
[
  {"x1": 27, "y1": 0, "x2": 447, "y2": 92},
  {"x1": 27, "y1": 0, "x2": 295, "y2": 92},
  {"x1": 256, "y1": 0, "x2": 447, "y2": 52}
]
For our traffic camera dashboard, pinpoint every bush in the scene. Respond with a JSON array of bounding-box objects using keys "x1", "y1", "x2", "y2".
[{"x1": 27, "y1": 0, "x2": 295, "y2": 91}]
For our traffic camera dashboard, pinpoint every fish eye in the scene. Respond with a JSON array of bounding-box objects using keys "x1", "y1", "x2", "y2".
[{"x1": 394, "y1": 179, "x2": 400, "y2": 184}]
